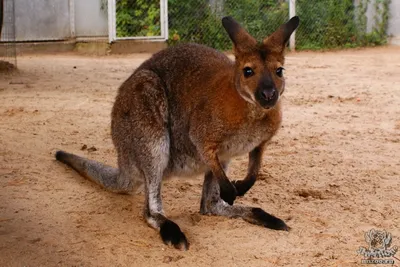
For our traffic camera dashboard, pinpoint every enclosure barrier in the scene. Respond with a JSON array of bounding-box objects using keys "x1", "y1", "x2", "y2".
[
  {"x1": 0, "y1": 0, "x2": 392, "y2": 58},
  {"x1": 111, "y1": 0, "x2": 391, "y2": 51},
  {"x1": 0, "y1": 0, "x2": 16, "y2": 70}
]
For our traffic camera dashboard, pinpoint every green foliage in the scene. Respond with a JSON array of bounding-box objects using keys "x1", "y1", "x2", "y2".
[
  {"x1": 168, "y1": 0, "x2": 288, "y2": 50},
  {"x1": 115, "y1": 0, "x2": 391, "y2": 50},
  {"x1": 296, "y1": 0, "x2": 357, "y2": 49},
  {"x1": 168, "y1": 0, "x2": 229, "y2": 49},
  {"x1": 368, "y1": 0, "x2": 391, "y2": 45},
  {"x1": 224, "y1": 0, "x2": 288, "y2": 41},
  {"x1": 296, "y1": 0, "x2": 390, "y2": 50},
  {"x1": 116, "y1": 0, "x2": 161, "y2": 37}
]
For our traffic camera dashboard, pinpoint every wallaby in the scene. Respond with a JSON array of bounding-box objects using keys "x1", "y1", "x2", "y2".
[{"x1": 56, "y1": 16, "x2": 300, "y2": 250}]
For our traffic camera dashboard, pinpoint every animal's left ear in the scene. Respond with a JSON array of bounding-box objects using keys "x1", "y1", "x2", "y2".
[
  {"x1": 222, "y1": 16, "x2": 258, "y2": 54},
  {"x1": 263, "y1": 16, "x2": 300, "y2": 53}
]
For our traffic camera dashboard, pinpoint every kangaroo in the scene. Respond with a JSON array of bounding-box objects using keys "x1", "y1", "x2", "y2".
[{"x1": 55, "y1": 16, "x2": 299, "y2": 250}]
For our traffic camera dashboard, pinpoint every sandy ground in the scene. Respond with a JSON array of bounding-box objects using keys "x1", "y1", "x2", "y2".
[{"x1": 0, "y1": 47, "x2": 399, "y2": 267}]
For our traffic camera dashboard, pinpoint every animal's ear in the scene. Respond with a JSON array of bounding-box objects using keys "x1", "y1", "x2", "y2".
[
  {"x1": 222, "y1": 16, "x2": 257, "y2": 54},
  {"x1": 263, "y1": 16, "x2": 300, "y2": 53}
]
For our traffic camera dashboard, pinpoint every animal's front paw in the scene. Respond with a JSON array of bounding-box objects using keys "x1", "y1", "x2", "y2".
[
  {"x1": 160, "y1": 220, "x2": 189, "y2": 250},
  {"x1": 219, "y1": 179, "x2": 237, "y2": 205},
  {"x1": 232, "y1": 175, "x2": 256, "y2": 196}
]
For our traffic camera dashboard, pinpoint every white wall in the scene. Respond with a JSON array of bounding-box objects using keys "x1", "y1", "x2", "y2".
[
  {"x1": 74, "y1": 0, "x2": 108, "y2": 38},
  {"x1": 2, "y1": 0, "x2": 108, "y2": 42},
  {"x1": 365, "y1": 0, "x2": 400, "y2": 45},
  {"x1": 14, "y1": 0, "x2": 71, "y2": 41},
  {"x1": 388, "y1": 0, "x2": 400, "y2": 45}
]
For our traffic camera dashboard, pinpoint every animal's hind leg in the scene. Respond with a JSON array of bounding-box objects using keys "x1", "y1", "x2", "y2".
[
  {"x1": 200, "y1": 171, "x2": 289, "y2": 231},
  {"x1": 140, "y1": 136, "x2": 189, "y2": 250},
  {"x1": 111, "y1": 69, "x2": 188, "y2": 250}
]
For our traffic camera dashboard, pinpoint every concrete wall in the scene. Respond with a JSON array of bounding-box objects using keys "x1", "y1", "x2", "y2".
[
  {"x1": 5, "y1": 0, "x2": 108, "y2": 41},
  {"x1": 1, "y1": 0, "x2": 16, "y2": 42},
  {"x1": 364, "y1": 0, "x2": 400, "y2": 45},
  {"x1": 15, "y1": 0, "x2": 71, "y2": 41},
  {"x1": 388, "y1": 0, "x2": 400, "y2": 45},
  {"x1": 74, "y1": 0, "x2": 108, "y2": 38}
]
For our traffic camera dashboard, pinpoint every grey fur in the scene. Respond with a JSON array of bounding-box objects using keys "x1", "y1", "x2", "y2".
[{"x1": 56, "y1": 16, "x2": 300, "y2": 249}]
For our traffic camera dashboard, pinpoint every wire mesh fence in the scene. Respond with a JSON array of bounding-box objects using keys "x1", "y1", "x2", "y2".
[
  {"x1": 114, "y1": 0, "x2": 391, "y2": 51},
  {"x1": 116, "y1": 0, "x2": 162, "y2": 38},
  {"x1": 0, "y1": 0, "x2": 392, "y2": 58},
  {"x1": 168, "y1": 0, "x2": 288, "y2": 50},
  {"x1": 114, "y1": 0, "x2": 168, "y2": 40},
  {"x1": 0, "y1": 0, "x2": 16, "y2": 71},
  {"x1": 295, "y1": 0, "x2": 391, "y2": 50}
]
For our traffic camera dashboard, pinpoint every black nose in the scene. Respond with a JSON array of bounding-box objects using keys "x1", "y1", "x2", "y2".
[{"x1": 261, "y1": 89, "x2": 276, "y2": 101}]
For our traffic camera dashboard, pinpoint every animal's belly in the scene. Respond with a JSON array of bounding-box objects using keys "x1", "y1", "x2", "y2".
[
  {"x1": 219, "y1": 140, "x2": 260, "y2": 160},
  {"x1": 167, "y1": 132, "x2": 275, "y2": 178},
  {"x1": 218, "y1": 131, "x2": 275, "y2": 160},
  {"x1": 169, "y1": 154, "x2": 208, "y2": 178}
]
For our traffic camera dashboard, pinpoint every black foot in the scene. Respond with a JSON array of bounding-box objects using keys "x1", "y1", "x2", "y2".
[
  {"x1": 251, "y1": 208, "x2": 290, "y2": 231},
  {"x1": 160, "y1": 220, "x2": 189, "y2": 250},
  {"x1": 55, "y1": 150, "x2": 68, "y2": 163},
  {"x1": 219, "y1": 179, "x2": 237, "y2": 205},
  {"x1": 232, "y1": 176, "x2": 256, "y2": 197}
]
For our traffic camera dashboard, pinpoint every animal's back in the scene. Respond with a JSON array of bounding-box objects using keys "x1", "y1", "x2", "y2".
[
  {"x1": 115, "y1": 44, "x2": 236, "y2": 177},
  {"x1": 138, "y1": 43, "x2": 233, "y2": 91}
]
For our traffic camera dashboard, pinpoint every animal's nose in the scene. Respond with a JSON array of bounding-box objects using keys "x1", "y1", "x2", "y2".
[{"x1": 261, "y1": 89, "x2": 276, "y2": 101}]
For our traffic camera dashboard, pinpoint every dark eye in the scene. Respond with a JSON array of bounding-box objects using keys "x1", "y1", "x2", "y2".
[
  {"x1": 243, "y1": 67, "x2": 254, "y2": 78},
  {"x1": 276, "y1": 67, "x2": 284, "y2": 77}
]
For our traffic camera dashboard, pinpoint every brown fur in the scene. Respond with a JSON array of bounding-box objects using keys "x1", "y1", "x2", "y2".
[{"x1": 55, "y1": 16, "x2": 300, "y2": 250}]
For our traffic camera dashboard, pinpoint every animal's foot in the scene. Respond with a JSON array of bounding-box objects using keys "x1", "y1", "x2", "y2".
[
  {"x1": 160, "y1": 220, "x2": 189, "y2": 250},
  {"x1": 251, "y1": 208, "x2": 290, "y2": 231}
]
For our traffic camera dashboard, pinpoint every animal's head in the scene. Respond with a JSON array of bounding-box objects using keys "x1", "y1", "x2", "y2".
[{"x1": 222, "y1": 16, "x2": 299, "y2": 109}]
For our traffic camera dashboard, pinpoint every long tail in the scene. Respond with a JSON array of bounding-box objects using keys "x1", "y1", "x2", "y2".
[{"x1": 55, "y1": 150, "x2": 131, "y2": 193}]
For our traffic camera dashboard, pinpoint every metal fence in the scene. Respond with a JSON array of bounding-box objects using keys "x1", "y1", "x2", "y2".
[
  {"x1": 0, "y1": 0, "x2": 393, "y2": 58},
  {"x1": 168, "y1": 0, "x2": 289, "y2": 50},
  {"x1": 111, "y1": 0, "x2": 391, "y2": 51},
  {"x1": 109, "y1": 0, "x2": 168, "y2": 41},
  {"x1": 0, "y1": 0, "x2": 16, "y2": 70},
  {"x1": 294, "y1": 0, "x2": 391, "y2": 50}
]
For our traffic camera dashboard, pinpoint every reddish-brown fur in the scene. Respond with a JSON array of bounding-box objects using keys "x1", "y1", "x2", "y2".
[{"x1": 55, "y1": 16, "x2": 300, "y2": 250}]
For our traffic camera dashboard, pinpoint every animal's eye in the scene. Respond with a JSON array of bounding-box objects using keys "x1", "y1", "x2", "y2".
[
  {"x1": 276, "y1": 67, "x2": 284, "y2": 77},
  {"x1": 243, "y1": 67, "x2": 254, "y2": 78}
]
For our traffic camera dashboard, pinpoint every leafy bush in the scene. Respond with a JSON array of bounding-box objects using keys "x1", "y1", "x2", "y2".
[
  {"x1": 168, "y1": 0, "x2": 228, "y2": 49},
  {"x1": 116, "y1": 0, "x2": 161, "y2": 37},
  {"x1": 168, "y1": 0, "x2": 289, "y2": 50},
  {"x1": 224, "y1": 0, "x2": 288, "y2": 42},
  {"x1": 115, "y1": 0, "x2": 390, "y2": 50},
  {"x1": 296, "y1": 0, "x2": 391, "y2": 50},
  {"x1": 296, "y1": 0, "x2": 357, "y2": 49}
]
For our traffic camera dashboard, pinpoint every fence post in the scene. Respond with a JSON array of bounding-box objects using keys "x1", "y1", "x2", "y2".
[
  {"x1": 160, "y1": 0, "x2": 169, "y2": 41},
  {"x1": 108, "y1": 0, "x2": 116, "y2": 43},
  {"x1": 69, "y1": 0, "x2": 75, "y2": 38},
  {"x1": 289, "y1": 0, "x2": 296, "y2": 51}
]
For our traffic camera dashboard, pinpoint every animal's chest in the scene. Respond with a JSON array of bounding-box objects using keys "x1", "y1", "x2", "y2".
[{"x1": 219, "y1": 118, "x2": 281, "y2": 159}]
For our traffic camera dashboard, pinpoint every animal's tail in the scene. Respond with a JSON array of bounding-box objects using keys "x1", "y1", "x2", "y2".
[{"x1": 55, "y1": 150, "x2": 131, "y2": 193}]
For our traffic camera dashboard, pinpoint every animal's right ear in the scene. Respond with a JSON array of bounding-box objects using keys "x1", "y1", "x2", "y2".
[
  {"x1": 263, "y1": 16, "x2": 300, "y2": 54},
  {"x1": 222, "y1": 16, "x2": 257, "y2": 54}
]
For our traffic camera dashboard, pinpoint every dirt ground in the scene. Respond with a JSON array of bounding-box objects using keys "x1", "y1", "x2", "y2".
[{"x1": 0, "y1": 46, "x2": 399, "y2": 267}]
